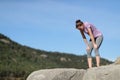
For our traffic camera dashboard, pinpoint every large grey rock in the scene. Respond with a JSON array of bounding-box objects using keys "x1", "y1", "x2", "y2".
[
  {"x1": 83, "y1": 65, "x2": 120, "y2": 80},
  {"x1": 26, "y1": 68, "x2": 86, "y2": 80},
  {"x1": 27, "y1": 65, "x2": 120, "y2": 80},
  {"x1": 114, "y1": 57, "x2": 120, "y2": 64}
]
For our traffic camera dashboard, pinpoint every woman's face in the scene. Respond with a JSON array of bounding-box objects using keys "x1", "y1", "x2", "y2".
[{"x1": 76, "y1": 22, "x2": 84, "y2": 30}]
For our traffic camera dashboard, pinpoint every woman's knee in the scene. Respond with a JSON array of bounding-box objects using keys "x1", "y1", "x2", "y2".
[
  {"x1": 86, "y1": 49, "x2": 92, "y2": 58},
  {"x1": 87, "y1": 54, "x2": 92, "y2": 58},
  {"x1": 94, "y1": 48, "x2": 100, "y2": 56}
]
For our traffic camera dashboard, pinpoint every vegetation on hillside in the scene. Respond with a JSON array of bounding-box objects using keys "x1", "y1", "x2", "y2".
[{"x1": 0, "y1": 33, "x2": 113, "y2": 80}]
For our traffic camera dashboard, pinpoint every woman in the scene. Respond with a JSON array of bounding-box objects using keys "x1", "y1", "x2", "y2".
[{"x1": 76, "y1": 19, "x2": 103, "y2": 68}]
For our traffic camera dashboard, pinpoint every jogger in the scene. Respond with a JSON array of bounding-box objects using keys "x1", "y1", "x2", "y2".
[{"x1": 75, "y1": 19, "x2": 103, "y2": 68}]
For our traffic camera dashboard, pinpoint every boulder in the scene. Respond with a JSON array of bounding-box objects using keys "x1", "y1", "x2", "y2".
[
  {"x1": 26, "y1": 68, "x2": 86, "y2": 80},
  {"x1": 27, "y1": 65, "x2": 120, "y2": 80},
  {"x1": 114, "y1": 57, "x2": 120, "y2": 64},
  {"x1": 83, "y1": 65, "x2": 120, "y2": 80}
]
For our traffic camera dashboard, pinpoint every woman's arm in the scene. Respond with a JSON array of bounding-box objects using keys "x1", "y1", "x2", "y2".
[
  {"x1": 87, "y1": 27, "x2": 97, "y2": 48},
  {"x1": 80, "y1": 30, "x2": 89, "y2": 47}
]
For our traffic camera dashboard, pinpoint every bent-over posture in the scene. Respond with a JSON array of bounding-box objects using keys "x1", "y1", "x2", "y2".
[{"x1": 76, "y1": 19, "x2": 103, "y2": 68}]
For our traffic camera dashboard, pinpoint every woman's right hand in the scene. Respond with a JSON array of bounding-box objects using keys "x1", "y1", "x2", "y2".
[
  {"x1": 93, "y1": 43, "x2": 98, "y2": 49},
  {"x1": 86, "y1": 46, "x2": 90, "y2": 51}
]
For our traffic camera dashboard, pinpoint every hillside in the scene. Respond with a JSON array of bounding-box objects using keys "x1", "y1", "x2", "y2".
[{"x1": 0, "y1": 33, "x2": 113, "y2": 80}]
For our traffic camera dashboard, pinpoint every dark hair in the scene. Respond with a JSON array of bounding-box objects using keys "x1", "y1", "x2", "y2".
[{"x1": 75, "y1": 19, "x2": 83, "y2": 28}]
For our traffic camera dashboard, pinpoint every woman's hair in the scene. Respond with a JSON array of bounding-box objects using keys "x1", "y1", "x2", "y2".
[{"x1": 75, "y1": 19, "x2": 83, "y2": 28}]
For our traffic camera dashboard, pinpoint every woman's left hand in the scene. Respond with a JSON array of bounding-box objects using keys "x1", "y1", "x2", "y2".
[{"x1": 94, "y1": 43, "x2": 98, "y2": 49}]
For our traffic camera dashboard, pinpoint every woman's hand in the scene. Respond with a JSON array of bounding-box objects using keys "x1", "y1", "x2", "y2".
[
  {"x1": 86, "y1": 46, "x2": 90, "y2": 51},
  {"x1": 93, "y1": 43, "x2": 98, "y2": 49}
]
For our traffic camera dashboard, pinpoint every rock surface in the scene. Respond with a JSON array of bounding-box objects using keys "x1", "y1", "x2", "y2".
[
  {"x1": 83, "y1": 65, "x2": 120, "y2": 80},
  {"x1": 27, "y1": 61, "x2": 120, "y2": 80},
  {"x1": 26, "y1": 68, "x2": 86, "y2": 80},
  {"x1": 114, "y1": 57, "x2": 120, "y2": 64}
]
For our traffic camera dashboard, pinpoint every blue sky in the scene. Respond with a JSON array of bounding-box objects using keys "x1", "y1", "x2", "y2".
[{"x1": 0, "y1": 0, "x2": 120, "y2": 61}]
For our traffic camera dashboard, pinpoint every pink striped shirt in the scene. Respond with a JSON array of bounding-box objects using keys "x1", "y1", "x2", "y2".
[{"x1": 83, "y1": 22, "x2": 102, "y2": 38}]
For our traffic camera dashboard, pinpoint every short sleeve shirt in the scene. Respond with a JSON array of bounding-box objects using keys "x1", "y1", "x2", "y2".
[{"x1": 83, "y1": 22, "x2": 102, "y2": 38}]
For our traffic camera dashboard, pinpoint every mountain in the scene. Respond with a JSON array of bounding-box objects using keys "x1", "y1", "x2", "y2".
[{"x1": 0, "y1": 33, "x2": 113, "y2": 80}]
